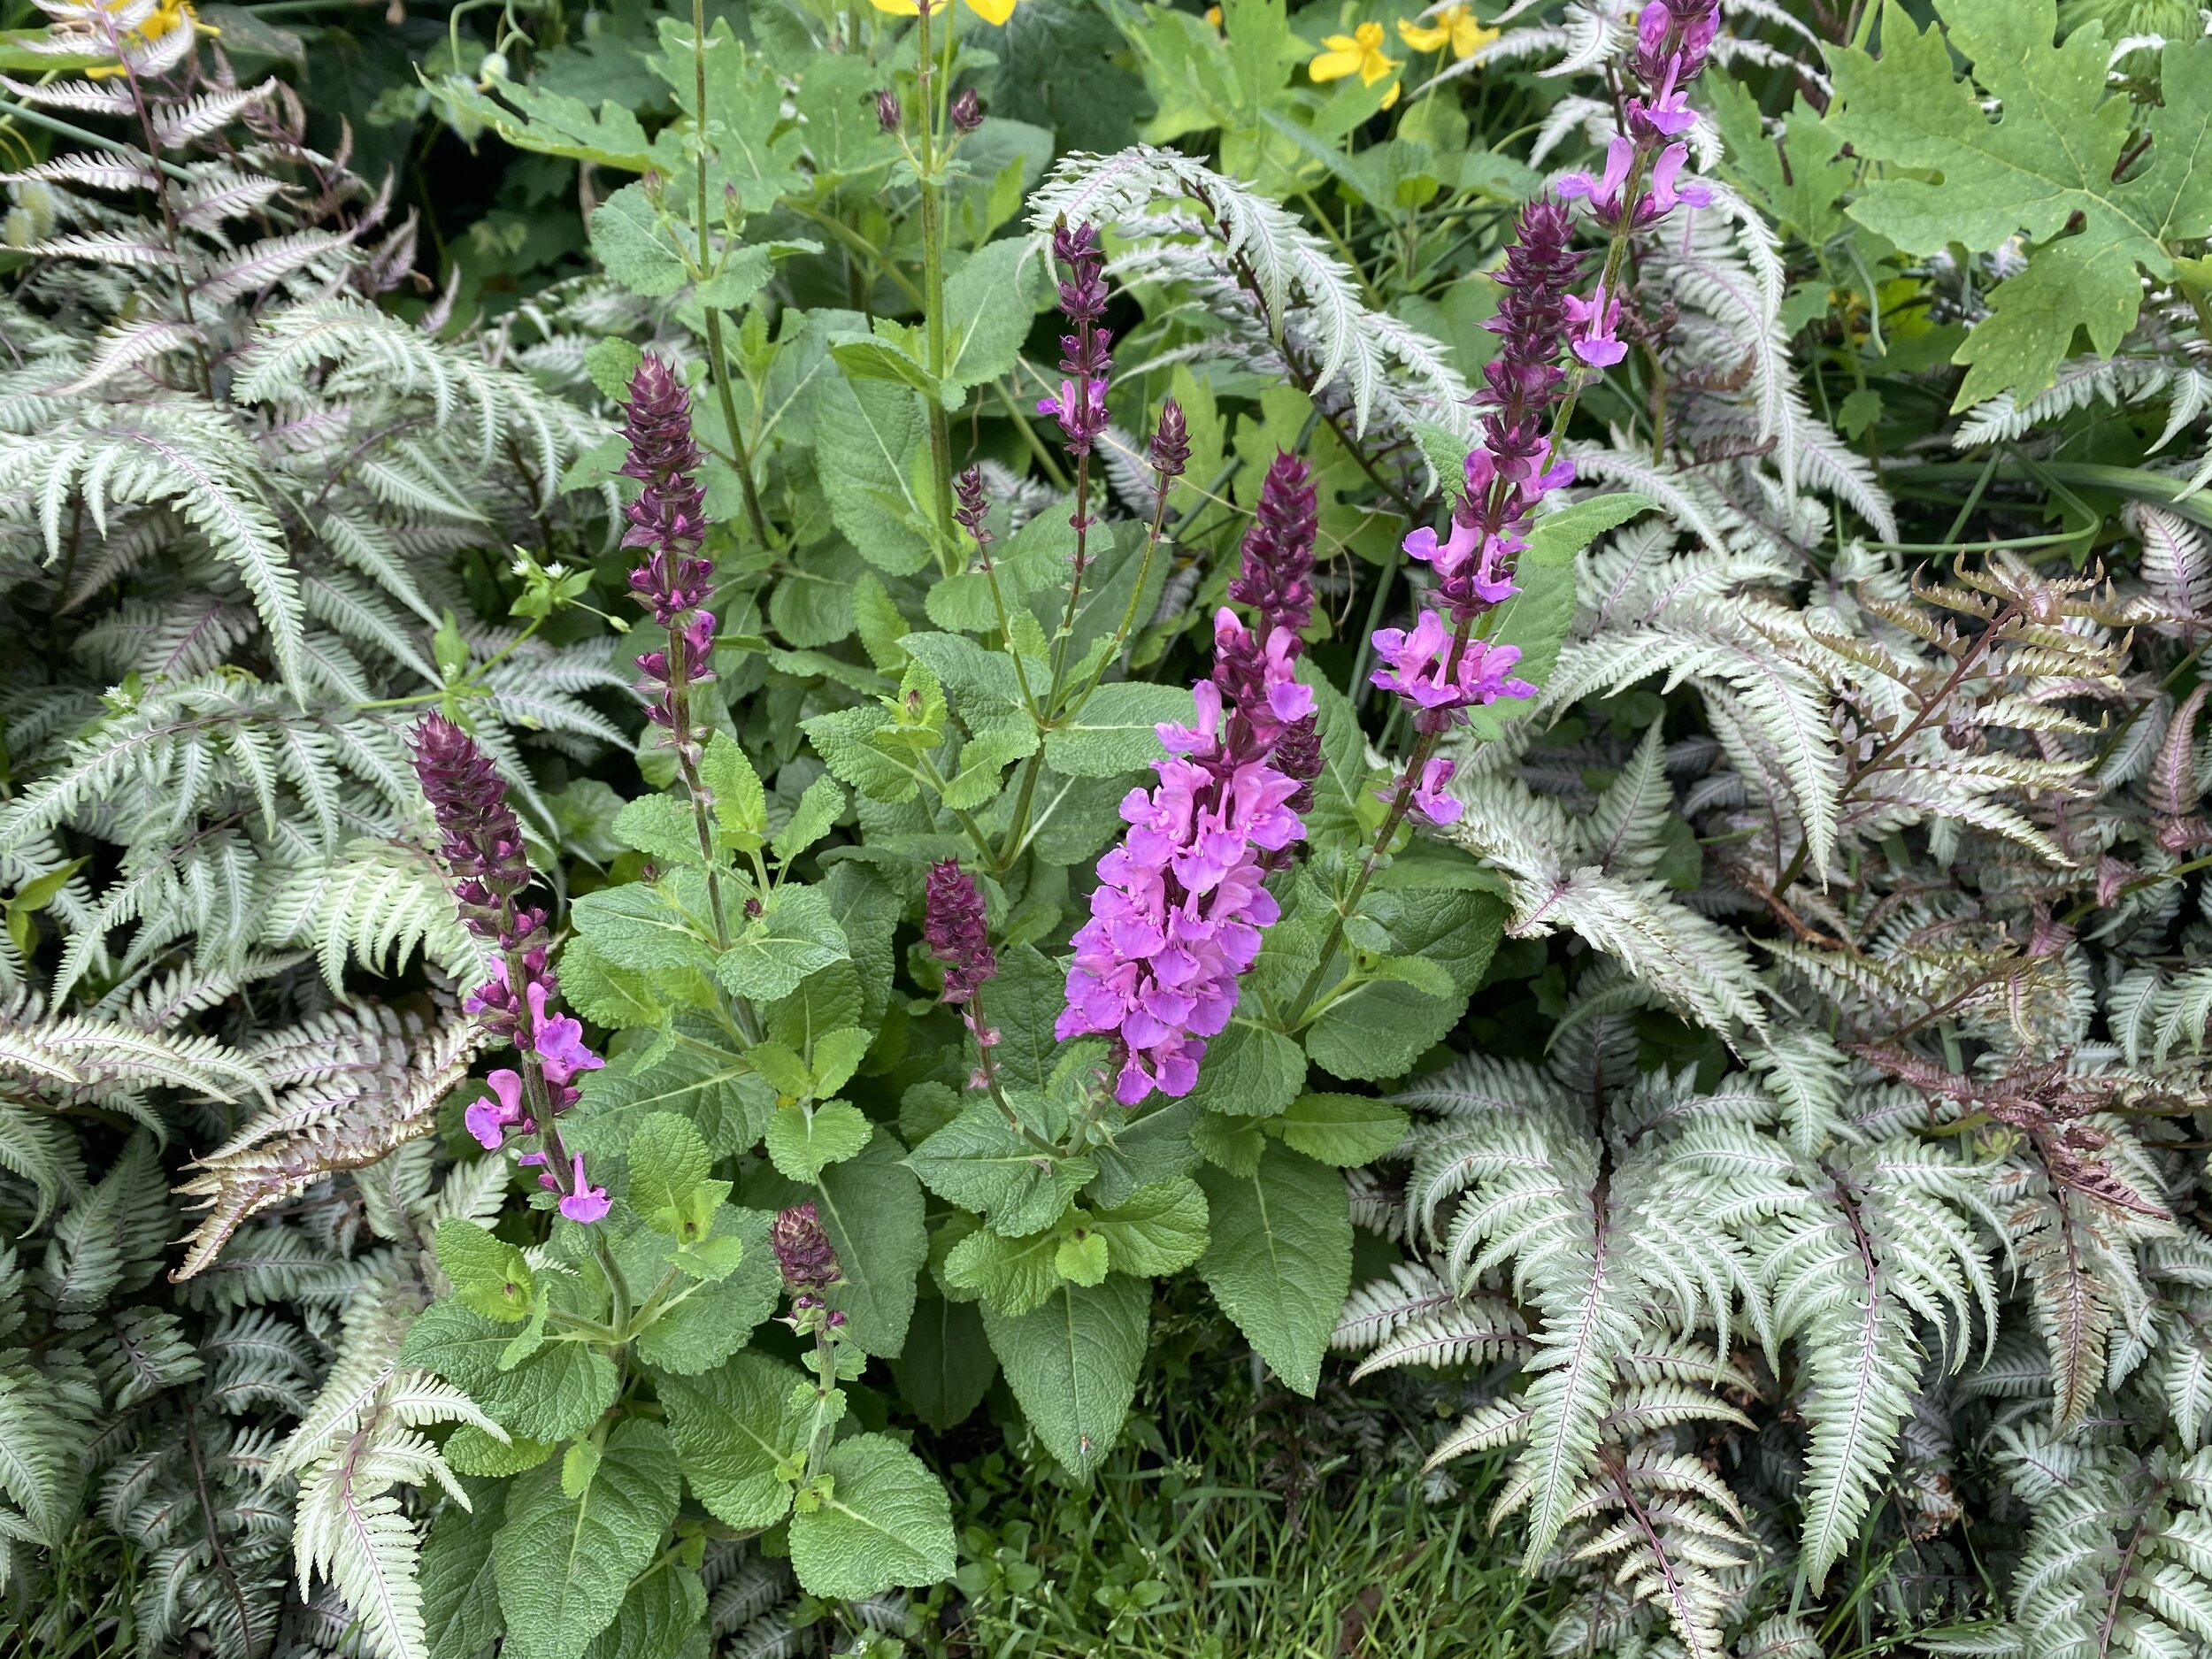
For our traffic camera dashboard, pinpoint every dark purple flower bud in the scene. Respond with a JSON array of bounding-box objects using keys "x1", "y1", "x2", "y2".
[
  {"x1": 1229, "y1": 451, "x2": 1317, "y2": 646},
  {"x1": 950, "y1": 87, "x2": 983, "y2": 134},
  {"x1": 955, "y1": 465, "x2": 993, "y2": 552},
  {"x1": 876, "y1": 87, "x2": 901, "y2": 134},
  {"x1": 411, "y1": 713, "x2": 533, "y2": 941},
  {"x1": 924, "y1": 859, "x2": 995, "y2": 1004},
  {"x1": 772, "y1": 1202, "x2": 842, "y2": 1292},
  {"x1": 1049, "y1": 221, "x2": 1109, "y2": 325},
  {"x1": 1273, "y1": 713, "x2": 1323, "y2": 817},
  {"x1": 1149, "y1": 397, "x2": 1189, "y2": 483},
  {"x1": 620, "y1": 357, "x2": 712, "y2": 625}
]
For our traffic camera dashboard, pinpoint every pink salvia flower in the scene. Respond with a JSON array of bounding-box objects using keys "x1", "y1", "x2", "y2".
[
  {"x1": 557, "y1": 1156, "x2": 611, "y2": 1224},
  {"x1": 1565, "y1": 281, "x2": 1627, "y2": 368}
]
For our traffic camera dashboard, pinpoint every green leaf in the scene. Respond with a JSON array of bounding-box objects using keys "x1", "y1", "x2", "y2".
[
  {"x1": 1044, "y1": 683, "x2": 1197, "y2": 777},
  {"x1": 832, "y1": 334, "x2": 941, "y2": 400},
  {"x1": 1087, "y1": 1179, "x2": 1210, "y2": 1276},
  {"x1": 1195, "y1": 1143, "x2": 1350, "y2": 1395},
  {"x1": 626, "y1": 1111, "x2": 716, "y2": 1233},
  {"x1": 634, "y1": 1207, "x2": 780, "y2": 1374},
  {"x1": 741, "y1": 1128, "x2": 927, "y2": 1355},
  {"x1": 941, "y1": 1225, "x2": 1064, "y2": 1317},
  {"x1": 787, "y1": 1434, "x2": 957, "y2": 1598},
  {"x1": 701, "y1": 731, "x2": 770, "y2": 848},
  {"x1": 567, "y1": 1028, "x2": 774, "y2": 1160},
  {"x1": 1830, "y1": 4, "x2": 2212, "y2": 407},
  {"x1": 716, "y1": 886, "x2": 850, "y2": 1002},
  {"x1": 1463, "y1": 559, "x2": 1576, "y2": 741},
  {"x1": 590, "y1": 183, "x2": 694, "y2": 298},
  {"x1": 815, "y1": 374, "x2": 935, "y2": 576},
  {"x1": 658, "y1": 1351, "x2": 803, "y2": 1528},
  {"x1": 1276, "y1": 1093, "x2": 1409, "y2": 1166},
  {"x1": 1184, "y1": 1018, "x2": 1306, "y2": 1118},
  {"x1": 422, "y1": 1476, "x2": 506, "y2": 1659},
  {"x1": 402, "y1": 1296, "x2": 618, "y2": 1442},
  {"x1": 654, "y1": 17, "x2": 806, "y2": 209},
  {"x1": 889, "y1": 1294, "x2": 997, "y2": 1432},
  {"x1": 906, "y1": 1102, "x2": 1093, "y2": 1236},
  {"x1": 941, "y1": 238, "x2": 1049, "y2": 398},
  {"x1": 435, "y1": 1219, "x2": 536, "y2": 1322},
  {"x1": 982, "y1": 945, "x2": 1069, "y2": 1094},
  {"x1": 764, "y1": 1099, "x2": 872, "y2": 1181},
  {"x1": 1055, "y1": 1229, "x2": 1110, "y2": 1286},
  {"x1": 982, "y1": 1276, "x2": 1149, "y2": 1482},
  {"x1": 582, "y1": 1554, "x2": 707, "y2": 1659},
  {"x1": 1525, "y1": 493, "x2": 1655, "y2": 565},
  {"x1": 614, "y1": 795, "x2": 707, "y2": 867},
  {"x1": 493, "y1": 1420, "x2": 682, "y2": 1659},
  {"x1": 1304, "y1": 891, "x2": 1504, "y2": 1081},
  {"x1": 926, "y1": 504, "x2": 1069, "y2": 633},
  {"x1": 572, "y1": 882, "x2": 718, "y2": 979},
  {"x1": 560, "y1": 938, "x2": 677, "y2": 1031},
  {"x1": 772, "y1": 774, "x2": 845, "y2": 865},
  {"x1": 446, "y1": 1426, "x2": 553, "y2": 1479},
  {"x1": 436, "y1": 74, "x2": 665, "y2": 171}
]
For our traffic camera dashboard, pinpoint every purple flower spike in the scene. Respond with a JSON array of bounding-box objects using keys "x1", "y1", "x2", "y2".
[
  {"x1": 772, "y1": 1202, "x2": 843, "y2": 1292},
  {"x1": 621, "y1": 357, "x2": 719, "y2": 763},
  {"x1": 924, "y1": 859, "x2": 997, "y2": 1005},
  {"x1": 1059, "y1": 586, "x2": 1313, "y2": 1102},
  {"x1": 413, "y1": 714, "x2": 606, "y2": 1221},
  {"x1": 1041, "y1": 223, "x2": 1113, "y2": 457}
]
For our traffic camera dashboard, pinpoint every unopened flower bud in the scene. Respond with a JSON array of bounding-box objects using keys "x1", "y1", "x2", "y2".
[
  {"x1": 950, "y1": 87, "x2": 983, "y2": 134},
  {"x1": 876, "y1": 88, "x2": 901, "y2": 134},
  {"x1": 772, "y1": 1202, "x2": 842, "y2": 1292}
]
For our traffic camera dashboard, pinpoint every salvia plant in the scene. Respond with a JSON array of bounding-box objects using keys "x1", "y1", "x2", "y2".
[{"x1": 8, "y1": 0, "x2": 2212, "y2": 1655}]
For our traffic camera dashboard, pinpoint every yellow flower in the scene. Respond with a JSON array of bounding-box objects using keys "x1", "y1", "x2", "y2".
[
  {"x1": 869, "y1": 0, "x2": 1021, "y2": 20},
  {"x1": 1205, "y1": 4, "x2": 1222, "y2": 23},
  {"x1": 1395, "y1": 4, "x2": 1500, "y2": 59},
  {"x1": 1309, "y1": 21, "x2": 1401, "y2": 96}
]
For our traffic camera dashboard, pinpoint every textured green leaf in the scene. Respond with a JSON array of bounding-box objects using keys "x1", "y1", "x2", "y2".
[
  {"x1": 422, "y1": 1476, "x2": 506, "y2": 1659},
  {"x1": 890, "y1": 1294, "x2": 997, "y2": 1431},
  {"x1": 941, "y1": 238, "x2": 1049, "y2": 397},
  {"x1": 567, "y1": 1029, "x2": 774, "y2": 1160},
  {"x1": 612, "y1": 795, "x2": 707, "y2": 866},
  {"x1": 589, "y1": 183, "x2": 694, "y2": 298},
  {"x1": 1043, "y1": 682, "x2": 1197, "y2": 778},
  {"x1": 634, "y1": 1208, "x2": 780, "y2": 1375},
  {"x1": 1277, "y1": 1093, "x2": 1409, "y2": 1166},
  {"x1": 906, "y1": 1101, "x2": 1093, "y2": 1235},
  {"x1": 716, "y1": 886, "x2": 851, "y2": 1002},
  {"x1": 764, "y1": 1099, "x2": 872, "y2": 1181},
  {"x1": 941, "y1": 1224, "x2": 1064, "y2": 1316},
  {"x1": 787, "y1": 1433, "x2": 957, "y2": 1597},
  {"x1": 1525, "y1": 493, "x2": 1655, "y2": 565},
  {"x1": 572, "y1": 883, "x2": 719, "y2": 979},
  {"x1": 814, "y1": 373, "x2": 934, "y2": 576},
  {"x1": 1196, "y1": 1143, "x2": 1350, "y2": 1395},
  {"x1": 402, "y1": 1295, "x2": 618, "y2": 1442},
  {"x1": 559, "y1": 938, "x2": 679, "y2": 1031},
  {"x1": 660, "y1": 1351, "x2": 802, "y2": 1529},
  {"x1": 582, "y1": 1555, "x2": 707, "y2": 1659},
  {"x1": 1087, "y1": 1179, "x2": 1210, "y2": 1276},
  {"x1": 1184, "y1": 1018, "x2": 1306, "y2": 1118},
  {"x1": 436, "y1": 1218, "x2": 535, "y2": 1322},
  {"x1": 982, "y1": 1275, "x2": 1149, "y2": 1482},
  {"x1": 493, "y1": 1420, "x2": 682, "y2": 1659},
  {"x1": 626, "y1": 1112, "x2": 715, "y2": 1231}
]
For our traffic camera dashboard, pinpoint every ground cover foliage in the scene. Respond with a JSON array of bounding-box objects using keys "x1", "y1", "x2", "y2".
[{"x1": 4, "y1": 0, "x2": 2212, "y2": 1655}]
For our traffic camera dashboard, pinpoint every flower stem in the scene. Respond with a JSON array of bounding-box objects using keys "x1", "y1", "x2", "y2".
[{"x1": 915, "y1": 0, "x2": 957, "y2": 562}]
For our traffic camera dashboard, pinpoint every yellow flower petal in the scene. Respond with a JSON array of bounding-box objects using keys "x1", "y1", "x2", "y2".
[
  {"x1": 964, "y1": 0, "x2": 1016, "y2": 23},
  {"x1": 1450, "y1": 16, "x2": 1500, "y2": 57},
  {"x1": 1380, "y1": 77, "x2": 1400, "y2": 108},
  {"x1": 1352, "y1": 20, "x2": 1386, "y2": 49},
  {"x1": 1397, "y1": 15, "x2": 1451, "y2": 51},
  {"x1": 1309, "y1": 42, "x2": 1365, "y2": 81},
  {"x1": 1205, "y1": 3, "x2": 1222, "y2": 22},
  {"x1": 1359, "y1": 50, "x2": 1400, "y2": 86},
  {"x1": 869, "y1": 0, "x2": 920, "y2": 13}
]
